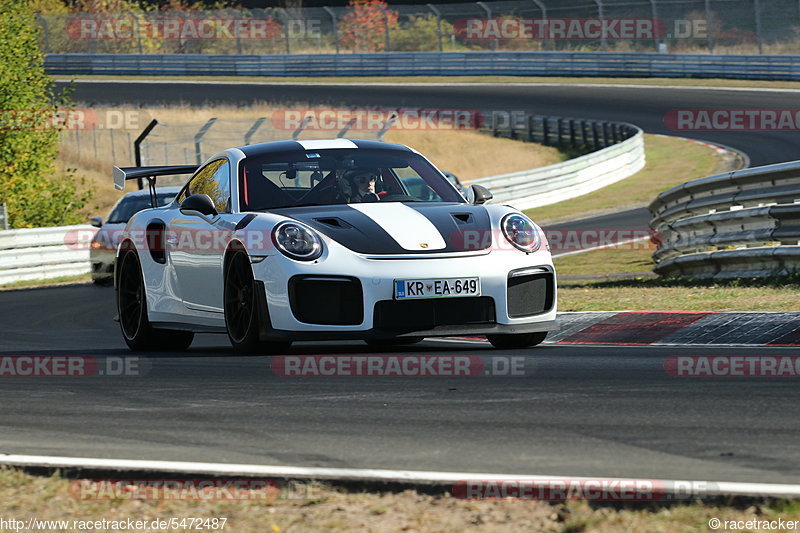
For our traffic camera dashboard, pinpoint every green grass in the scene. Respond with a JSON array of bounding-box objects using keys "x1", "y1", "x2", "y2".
[
  {"x1": 554, "y1": 245, "x2": 800, "y2": 311},
  {"x1": 0, "y1": 273, "x2": 91, "y2": 290},
  {"x1": 526, "y1": 134, "x2": 737, "y2": 224},
  {"x1": 53, "y1": 74, "x2": 800, "y2": 90}
]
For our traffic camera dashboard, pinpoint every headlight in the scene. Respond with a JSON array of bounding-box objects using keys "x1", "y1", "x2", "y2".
[
  {"x1": 501, "y1": 213, "x2": 541, "y2": 253},
  {"x1": 272, "y1": 221, "x2": 323, "y2": 261}
]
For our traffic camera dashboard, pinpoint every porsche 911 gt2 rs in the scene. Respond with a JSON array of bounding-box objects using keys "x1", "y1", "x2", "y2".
[{"x1": 113, "y1": 139, "x2": 557, "y2": 352}]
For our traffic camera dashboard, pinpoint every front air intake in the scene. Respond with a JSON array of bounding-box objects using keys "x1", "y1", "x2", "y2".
[{"x1": 288, "y1": 275, "x2": 363, "y2": 325}]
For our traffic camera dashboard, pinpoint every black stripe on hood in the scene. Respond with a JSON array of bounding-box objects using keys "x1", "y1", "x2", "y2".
[{"x1": 271, "y1": 203, "x2": 492, "y2": 255}]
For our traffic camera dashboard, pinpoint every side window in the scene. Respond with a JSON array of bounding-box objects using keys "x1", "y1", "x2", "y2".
[{"x1": 177, "y1": 159, "x2": 231, "y2": 213}]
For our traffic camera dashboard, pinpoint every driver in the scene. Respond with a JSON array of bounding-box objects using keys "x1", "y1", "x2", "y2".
[{"x1": 341, "y1": 168, "x2": 381, "y2": 203}]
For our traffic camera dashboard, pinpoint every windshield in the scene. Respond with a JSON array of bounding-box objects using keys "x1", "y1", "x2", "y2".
[
  {"x1": 239, "y1": 148, "x2": 464, "y2": 211},
  {"x1": 106, "y1": 192, "x2": 177, "y2": 224}
]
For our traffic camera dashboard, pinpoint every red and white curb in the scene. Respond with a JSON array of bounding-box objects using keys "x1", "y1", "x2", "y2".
[{"x1": 437, "y1": 312, "x2": 800, "y2": 346}]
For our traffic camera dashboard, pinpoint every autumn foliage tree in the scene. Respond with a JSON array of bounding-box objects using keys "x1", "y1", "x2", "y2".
[{"x1": 340, "y1": 0, "x2": 398, "y2": 52}]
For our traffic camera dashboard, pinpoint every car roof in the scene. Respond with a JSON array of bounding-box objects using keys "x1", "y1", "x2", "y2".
[{"x1": 238, "y1": 139, "x2": 413, "y2": 158}]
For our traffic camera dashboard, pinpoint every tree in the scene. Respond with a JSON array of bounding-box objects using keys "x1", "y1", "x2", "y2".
[
  {"x1": 339, "y1": 0, "x2": 398, "y2": 52},
  {"x1": 0, "y1": 0, "x2": 92, "y2": 228}
]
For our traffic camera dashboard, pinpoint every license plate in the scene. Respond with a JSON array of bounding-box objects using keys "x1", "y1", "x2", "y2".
[{"x1": 394, "y1": 277, "x2": 481, "y2": 300}]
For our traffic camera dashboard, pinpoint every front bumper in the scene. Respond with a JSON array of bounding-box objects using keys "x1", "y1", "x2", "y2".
[{"x1": 252, "y1": 246, "x2": 557, "y2": 341}]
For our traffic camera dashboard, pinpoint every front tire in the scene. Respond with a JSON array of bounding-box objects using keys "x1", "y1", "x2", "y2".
[
  {"x1": 486, "y1": 332, "x2": 547, "y2": 349},
  {"x1": 224, "y1": 251, "x2": 290, "y2": 355},
  {"x1": 117, "y1": 250, "x2": 194, "y2": 351}
]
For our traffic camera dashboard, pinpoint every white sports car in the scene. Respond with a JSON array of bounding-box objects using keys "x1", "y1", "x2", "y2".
[{"x1": 113, "y1": 139, "x2": 557, "y2": 352}]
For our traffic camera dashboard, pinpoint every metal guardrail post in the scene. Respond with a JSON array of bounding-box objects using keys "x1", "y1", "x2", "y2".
[
  {"x1": 37, "y1": 15, "x2": 49, "y2": 54},
  {"x1": 593, "y1": 0, "x2": 606, "y2": 51},
  {"x1": 532, "y1": 0, "x2": 548, "y2": 50},
  {"x1": 244, "y1": 118, "x2": 266, "y2": 145},
  {"x1": 427, "y1": 4, "x2": 443, "y2": 52},
  {"x1": 323, "y1": 7, "x2": 339, "y2": 54},
  {"x1": 279, "y1": 9, "x2": 291, "y2": 55},
  {"x1": 476, "y1": 2, "x2": 496, "y2": 51},
  {"x1": 527, "y1": 115, "x2": 534, "y2": 142},
  {"x1": 194, "y1": 118, "x2": 217, "y2": 165},
  {"x1": 754, "y1": 0, "x2": 763, "y2": 55},
  {"x1": 128, "y1": 12, "x2": 142, "y2": 55},
  {"x1": 337, "y1": 118, "x2": 357, "y2": 138},
  {"x1": 134, "y1": 119, "x2": 159, "y2": 189},
  {"x1": 649, "y1": 0, "x2": 660, "y2": 51},
  {"x1": 377, "y1": 112, "x2": 399, "y2": 140},
  {"x1": 0, "y1": 203, "x2": 7, "y2": 231},
  {"x1": 377, "y1": 5, "x2": 391, "y2": 52},
  {"x1": 291, "y1": 116, "x2": 312, "y2": 140},
  {"x1": 542, "y1": 118, "x2": 550, "y2": 145}
]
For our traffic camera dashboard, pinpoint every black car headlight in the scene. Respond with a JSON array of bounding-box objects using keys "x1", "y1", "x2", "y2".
[
  {"x1": 501, "y1": 213, "x2": 541, "y2": 253},
  {"x1": 272, "y1": 221, "x2": 323, "y2": 261}
]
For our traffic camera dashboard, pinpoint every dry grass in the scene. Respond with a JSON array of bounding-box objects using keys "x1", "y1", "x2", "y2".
[
  {"x1": 384, "y1": 129, "x2": 564, "y2": 182},
  {"x1": 61, "y1": 104, "x2": 563, "y2": 218},
  {"x1": 526, "y1": 134, "x2": 742, "y2": 224},
  {"x1": 2, "y1": 468, "x2": 800, "y2": 532}
]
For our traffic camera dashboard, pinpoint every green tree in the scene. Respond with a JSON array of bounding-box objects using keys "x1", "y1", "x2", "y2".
[{"x1": 0, "y1": 0, "x2": 92, "y2": 228}]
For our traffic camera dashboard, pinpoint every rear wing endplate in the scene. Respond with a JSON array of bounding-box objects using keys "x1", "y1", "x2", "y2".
[{"x1": 113, "y1": 165, "x2": 198, "y2": 191}]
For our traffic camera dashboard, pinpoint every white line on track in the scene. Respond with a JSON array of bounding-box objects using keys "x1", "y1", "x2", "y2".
[{"x1": 2, "y1": 454, "x2": 800, "y2": 498}]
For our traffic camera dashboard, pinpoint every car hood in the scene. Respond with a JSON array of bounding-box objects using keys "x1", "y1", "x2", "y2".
[{"x1": 270, "y1": 203, "x2": 492, "y2": 255}]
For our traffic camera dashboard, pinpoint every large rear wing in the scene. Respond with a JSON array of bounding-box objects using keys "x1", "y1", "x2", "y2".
[
  {"x1": 113, "y1": 164, "x2": 198, "y2": 208},
  {"x1": 113, "y1": 165, "x2": 198, "y2": 191}
]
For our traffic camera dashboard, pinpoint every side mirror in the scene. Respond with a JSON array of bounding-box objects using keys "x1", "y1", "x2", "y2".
[
  {"x1": 89, "y1": 216, "x2": 102, "y2": 228},
  {"x1": 468, "y1": 184, "x2": 493, "y2": 205},
  {"x1": 180, "y1": 194, "x2": 218, "y2": 217}
]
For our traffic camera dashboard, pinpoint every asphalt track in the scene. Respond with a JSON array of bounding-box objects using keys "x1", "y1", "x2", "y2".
[
  {"x1": 1, "y1": 284, "x2": 799, "y2": 484},
  {"x1": 2, "y1": 81, "x2": 795, "y2": 483}
]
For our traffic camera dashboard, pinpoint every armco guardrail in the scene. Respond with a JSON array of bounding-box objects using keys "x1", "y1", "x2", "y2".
[
  {"x1": 650, "y1": 162, "x2": 800, "y2": 279},
  {"x1": 475, "y1": 113, "x2": 644, "y2": 210},
  {"x1": 44, "y1": 52, "x2": 800, "y2": 80},
  {"x1": 0, "y1": 225, "x2": 95, "y2": 285}
]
